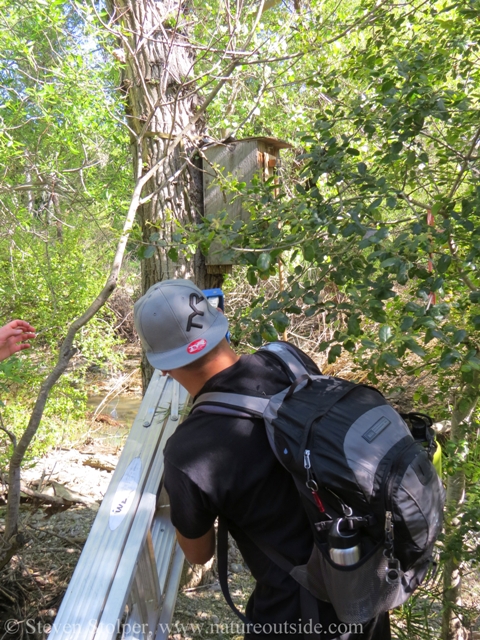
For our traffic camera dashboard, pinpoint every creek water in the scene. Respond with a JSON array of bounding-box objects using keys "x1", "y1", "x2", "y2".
[
  {"x1": 87, "y1": 393, "x2": 143, "y2": 424},
  {"x1": 86, "y1": 393, "x2": 143, "y2": 444}
]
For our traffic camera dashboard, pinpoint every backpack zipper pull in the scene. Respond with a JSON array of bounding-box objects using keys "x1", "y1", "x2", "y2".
[
  {"x1": 304, "y1": 450, "x2": 325, "y2": 512},
  {"x1": 385, "y1": 511, "x2": 394, "y2": 537},
  {"x1": 304, "y1": 449, "x2": 311, "y2": 470},
  {"x1": 384, "y1": 510, "x2": 395, "y2": 554},
  {"x1": 304, "y1": 450, "x2": 317, "y2": 488}
]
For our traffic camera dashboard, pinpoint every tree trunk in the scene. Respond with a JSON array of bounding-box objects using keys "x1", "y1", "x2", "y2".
[
  {"x1": 441, "y1": 380, "x2": 479, "y2": 640},
  {"x1": 107, "y1": 0, "x2": 224, "y2": 389}
]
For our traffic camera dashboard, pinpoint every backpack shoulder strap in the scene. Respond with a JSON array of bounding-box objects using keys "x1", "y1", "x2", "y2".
[
  {"x1": 192, "y1": 342, "x2": 309, "y2": 417},
  {"x1": 260, "y1": 341, "x2": 310, "y2": 381},
  {"x1": 192, "y1": 392, "x2": 269, "y2": 417}
]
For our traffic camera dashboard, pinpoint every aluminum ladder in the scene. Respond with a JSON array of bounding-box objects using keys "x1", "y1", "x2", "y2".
[{"x1": 49, "y1": 372, "x2": 189, "y2": 640}]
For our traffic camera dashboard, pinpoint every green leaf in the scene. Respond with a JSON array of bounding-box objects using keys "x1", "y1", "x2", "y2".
[
  {"x1": 144, "y1": 245, "x2": 155, "y2": 259},
  {"x1": 343, "y1": 339, "x2": 356, "y2": 352},
  {"x1": 380, "y1": 352, "x2": 401, "y2": 367},
  {"x1": 247, "y1": 269, "x2": 258, "y2": 286},
  {"x1": 452, "y1": 329, "x2": 467, "y2": 344},
  {"x1": 396, "y1": 262, "x2": 409, "y2": 285},
  {"x1": 303, "y1": 244, "x2": 315, "y2": 262},
  {"x1": 295, "y1": 183, "x2": 306, "y2": 195},
  {"x1": 380, "y1": 257, "x2": 398, "y2": 268},
  {"x1": 425, "y1": 327, "x2": 446, "y2": 344},
  {"x1": 428, "y1": 303, "x2": 450, "y2": 318},
  {"x1": 439, "y1": 350, "x2": 459, "y2": 369},
  {"x1": 347, "y1": 314, "x2": 362, "y2": 336},
  {"x1": 328, "y1": 344, "x2": 342, "y2": 364},
  {"x1": 386, "y1": 196, "x2": 397, "y2": 209},
  {"x1": 272, "y1": 312, "x2": 289, "y2": 333},
  {"x1": 390, "y1": 140, "x2": 403, "y2": 154},
  {"x1": 257, "y1": 252, "x2": 271, "y2": 271},
  {"x1": 368, "y1": 197, "x2": 383, "y2": 211},
  {"x1": 397, "y1": 342, "x2": 407, "y2": 357},
  {"x1": 404, "y1": 301, "x2": 424, "y2": 315},
  {"x1": 379, "y1": 325, "x2": 392, "y2": 343},
  {"x1": 250, "y1": 332, "x2": 263, "y2": 347},
  {"x1": 400, "y1": 316, "x2": 414, "y2": 331},
  {"x1": 261, "y1": 323, "x2": 278, "y2": 342},
  {"x1": 405, "y1": 339, "x2": 426, "y2": 358},
  {"x1": 357, "y1": 162, "x2": 367, "y2": 176},
  {"x1": 437, "y1": 254, "x2": 452, "y2": 274},
  {"x1": 469, "y1": 292, "x2": 480, "y2": 303},
  {"x1": 167, "y1": 247, "x2": 178, "y2": 261},
  {"x1": 361, "y1": 339, "x2": 377, "y2": 349},
  {"x1": 466, "y1": 355, "x2": 480, "y2": 370}
]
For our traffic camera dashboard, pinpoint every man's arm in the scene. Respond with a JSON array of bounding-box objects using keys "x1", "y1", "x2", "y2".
[{"x1": 175, "y1": 525, "x2": 215, "y2": 565}]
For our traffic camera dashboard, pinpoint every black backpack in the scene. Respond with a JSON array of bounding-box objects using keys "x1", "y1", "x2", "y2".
[{"x1": 192, "y1": 341, "x2": 445, "y2": 625}]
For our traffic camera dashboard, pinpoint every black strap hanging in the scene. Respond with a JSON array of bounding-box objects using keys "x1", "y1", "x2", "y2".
[{"x1": 217, "y1": 516, "x2": 250, "y2": 625}]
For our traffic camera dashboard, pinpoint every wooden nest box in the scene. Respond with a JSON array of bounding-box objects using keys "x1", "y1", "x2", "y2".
[{"x1": 202, "y1": 136, "x2": 292, "y2": 273}]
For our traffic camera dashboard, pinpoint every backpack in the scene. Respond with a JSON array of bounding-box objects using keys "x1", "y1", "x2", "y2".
[{"x1": 192, "y1": 341, "x2": 445, "y2": 625}]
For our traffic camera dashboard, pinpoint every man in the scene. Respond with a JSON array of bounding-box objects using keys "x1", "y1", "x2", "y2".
[{"x1": 134, "y1": 279, "x2": 390, "y2": 640}]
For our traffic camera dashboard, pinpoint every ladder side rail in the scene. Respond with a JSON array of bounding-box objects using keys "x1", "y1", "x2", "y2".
[
  {"x1": 141, "y1": 531, "x2": 163, "y2": 620},
  {"x1": 93, "y1": 492, "x2": 157, "y2": 640},
  {"x1": 155, "y1": 543, "x2": 185, "y2": 640},
  {"x1": 49, "y1": 372, "x2": 172, "y2": 640},
  {"x1": 94, "y1": 381, "x2": 189, "y2": 640}
]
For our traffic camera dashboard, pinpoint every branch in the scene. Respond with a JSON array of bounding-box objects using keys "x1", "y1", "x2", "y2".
[
  {"x1": 446, "y1": 124, "x2": 480, "y2": 203},
  {"x1": 3, "y1": 146, "x2": 145, "y2": 542},
  {"x1": 398, "y1": 192, "x2": 431, "y2": 211},
  {"x1": 0, "y1": 412, "x2": 16, "y2": 449}
]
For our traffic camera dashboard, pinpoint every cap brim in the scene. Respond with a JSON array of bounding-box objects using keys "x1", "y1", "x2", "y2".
[{"x1": 145, "y1": 311, "x2": 229, "y2": 370}]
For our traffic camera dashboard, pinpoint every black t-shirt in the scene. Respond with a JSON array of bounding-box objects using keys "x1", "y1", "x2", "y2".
[{"x1": 164, "y1": 346, "x2": 390, "y2": 640}]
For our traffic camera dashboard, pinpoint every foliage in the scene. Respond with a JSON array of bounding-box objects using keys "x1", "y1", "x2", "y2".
[
  {"x1": 173, "y1": 2, "x2": 480, "y2": 632},
  {"x1": 0, "y1": 0, "x2": 131, "y2": 457},
  {"x1": 189, "y1": 0, "x2": 480, "y2": 407},
  {"x1": 0, "y1": 0, "x2": 479, "y2": 631}
]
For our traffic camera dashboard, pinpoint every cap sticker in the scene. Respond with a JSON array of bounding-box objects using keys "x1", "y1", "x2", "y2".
[{"x1": 187, "y1": 338, "x2": 207, "y2": 354}]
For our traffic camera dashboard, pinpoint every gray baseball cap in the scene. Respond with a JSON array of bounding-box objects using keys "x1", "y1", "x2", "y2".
[{"x1": 133, "y1": 279, "x2": 229, "y2": 370}]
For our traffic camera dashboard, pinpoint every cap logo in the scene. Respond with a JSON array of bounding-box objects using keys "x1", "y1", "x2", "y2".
[
  {"x1": 187, "y1": 338, "x2": 207, "y2": 354},
  {"x1": 186, "y1": 293, "x2": 205, "y2": 331}
]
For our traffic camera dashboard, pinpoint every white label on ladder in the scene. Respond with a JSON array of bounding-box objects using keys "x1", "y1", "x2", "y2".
[{"x1": 109, "y1": 457, "x2": 142, "y2": 531}]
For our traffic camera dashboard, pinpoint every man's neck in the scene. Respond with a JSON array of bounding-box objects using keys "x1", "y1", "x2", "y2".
[{"x1": 167, "y1": 342, "x2": 239, "y2": 397}]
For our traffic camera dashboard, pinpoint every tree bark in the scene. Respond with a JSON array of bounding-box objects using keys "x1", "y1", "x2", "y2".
[{"x1": 107, "y1": 0, "x2": 224, "y2": 389}]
